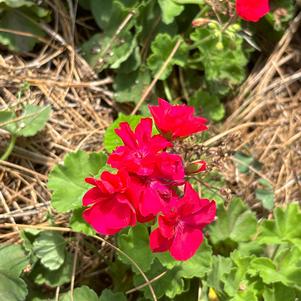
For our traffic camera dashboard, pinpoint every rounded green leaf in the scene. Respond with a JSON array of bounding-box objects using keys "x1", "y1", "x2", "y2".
[
  {"x1": 0, "y1": 272, "x2": 28, "y2": 301},
  {"x1": 99, "y1": 289, "x2": 127, "y2": 301},
  {"x1": 60, "y1": 286, "x2": 98, "y2": 301},
  {"x1": 117, "y1": 224, "x2": 154, "y2": 273},
  {"x1": 48, "y1": 151, "x2": 107, "y2": 212},
  {"x1": 33, "y1": 231, "x2": 66, "y2": 271}
]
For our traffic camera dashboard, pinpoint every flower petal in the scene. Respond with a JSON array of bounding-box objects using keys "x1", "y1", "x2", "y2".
[
  {"x1": 150, "y1": 228, "x2": 172, "y2": 252},
  {"x1": 236, "y1": 0, "x2": 270, "y2": 22},
  {"x1": 82, "y1": 187, "x2": 105, "y2": 206},
  {"x1": 115, "y1": 122, "x2": 137, "y2": 149},
  {"x1": 170, "y1": 226, "x2": 204, "y2": 260},
  {"x1": 139, "y1": 184, "x2": 166, "y2": 217},
  {"x1": 83, "y1": 198, "x2": 136, "y2": 235}
]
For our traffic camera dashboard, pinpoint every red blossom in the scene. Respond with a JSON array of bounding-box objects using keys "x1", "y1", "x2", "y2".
[
  {"x1": 81, "y1": 97, "x2": 217, "y2": 261},
  {"x1": 130, "y1": 152, "x2": 185, "y2": 218},
  {"x1": 236, "y1": 0, "x2": 270, "y2": 22},
  {"x1": 82, "y1": 170, "x2": 136, "y2": 235},
  {"x1": 149, "y1": 98, "x2": 208, "y2": 140},
  {"x1": 108, "y1": 118, "x2": 172, "y2": 176},
  {"x1": 150, "y1": 182, "x2": 216, "y2": 260}
]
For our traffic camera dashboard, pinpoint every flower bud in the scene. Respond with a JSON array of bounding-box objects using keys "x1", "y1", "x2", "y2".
[
  {"x1": 216, "y1": 42, "x2": 224, "y2": 50},
  {"x1": 185, "y1": 160, "x2": 206, "y2": 175},
  {"x1": 192, "y1": 18, "x2": 211, "y2": 27}
]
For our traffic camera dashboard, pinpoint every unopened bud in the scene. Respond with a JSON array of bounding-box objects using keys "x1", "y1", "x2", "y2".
[
  {"x1": 216, "y1": 42, "x2": 224, "y2": 50},
  {"x1": 192, "y1": 18, "x2": 211, "y2": 27},
  {"x1": 185, "y1": 160, "x2": 206, "y2": 175}
]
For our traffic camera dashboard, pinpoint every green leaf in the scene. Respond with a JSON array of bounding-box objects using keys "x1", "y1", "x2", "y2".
[
  {"x1": 189, "y1": 90, "x2": 225, "y2": 122},
  {"x1": 0, "y1": 272, "x2": 28, "y2": 301},
  {"x1": 48, "y1": 151, "x2": 107, "y2": 212},
  {"x1": 257, "y1": 203, "x2": 301, "y2": 247},
  {"x1": 0, "y1": 6, "x2": 48, "y2": 52},
  {"x1": 0, "y1": 244, "x2": 29, "y2": 275},
  {"x1": 147, "y1": 33, "x2": 188, "y2": 80},
  {"x1": 223, "y1": 251, "x2": 254, "y2": 297},
  {"x1": 158, "y1": 0, "x2": 184, "y2": 24},
  {"x1": 207, "y1": 255, "x2": 233, "y2": 292},
  {"x1": 118, "y1": 46, "x2": 141, "y2": 73},
  {"x1": 178, "y1": 239, "x2": 213, "y2": 279},
  {"x1": 16, "y1": 104, "x2": 51, "y2": 137},
  {"x1": 249, "y1": 246, "x2": 301, "y2": 289},
  {"x1": 70, "y1": 208, "x2": 96, "y2": 236},
  {"x1": 81, "y1": 30, "x2": 136, "y2": 71},
  {"x1": 209, "y1": 198, "x2": 257, "y2": 245},
  {"x1": 0, "y1": 110, "x2": 17, "y2": 133},
  {"x1": 99, "y1": 289, "x2": 127, "y2": 301},
  {"x1": 30, "y1": 254, "x2": 73, "y2": 287},
  {"x1": 33, "y1": 231, "x2": 66, "y2": 271},
  {"x1": 255, "y1": 178, "x2": 274, "y2": 210},
  {"x1": 263, "y1": 283, "x2": 298, "y2": 301},
  {"x1": 190, "y1": 23, "x2": 248, "y2": 86},
  {"x1": 152, "y1": 240, "x2": 212, "y2": 298},
  {"x1": 60, "y1": 286, "x2": 98, "y2": 301},
  {"x1": 0, "y1": 105, "x2": 51, "y2": 137},
  {"x1": 108, "y1": 260, "x2": 132, "y2": 292},
  {"x1": 103, "y1": 113, "x2": 143, "y2": 152},
  {"x1": 0, "y1": 0, "x2": 34, "y2": 8},
  {"x1": 0, "y1": 244, "x2": 29, "y2": 301},
  {"x1": 117, "y1": 224, "x2": 154, "y2": 273},
  {"x1": 229, "y1": 284, "x2": 258, "y2": 301},
  {"x1": 90, "y1": 0, "x2": 135, "y2": 35},
  {"x1": 133, "y1": 259, "x2": 185, "y2": 300},
  {"x1": 114, "y1": 67, "x2": 151, "y2": 104},
  {"x1": 233, "y1": 152, "x2": 261, "y2": 174}
]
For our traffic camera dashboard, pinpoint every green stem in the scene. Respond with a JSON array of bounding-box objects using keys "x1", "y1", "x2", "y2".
[
  {"x1": 163, "y1": 80, "x2": 173, "y2": 102},
  {"x1": 271, "y1": 244, "x2": 280, "y2": 260},
  {"x1": 1, "y1": 135, "x2": 16, "y2": 161},
  {"x1": 173, "y1": 0, "x2": 204, "y2": 4},
  {"x1": 187, "y1": 35, "x2": 213, "y2": 50}
]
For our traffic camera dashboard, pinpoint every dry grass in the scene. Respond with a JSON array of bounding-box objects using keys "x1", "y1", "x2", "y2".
[
  {"x1": 218, "y1": 12, "x2": 301, "y2": 208},
  {"x1": 0, "y1": 1, "x2": 113, "y2": 242}
]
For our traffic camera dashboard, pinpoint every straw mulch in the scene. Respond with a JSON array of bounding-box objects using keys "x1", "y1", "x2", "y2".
[
  {"x1": 0, "y1": 2, "x2": 113, "y2": 242},
  {"x1": 221, "y1": 12, "x2": 301, "y2": 208}
]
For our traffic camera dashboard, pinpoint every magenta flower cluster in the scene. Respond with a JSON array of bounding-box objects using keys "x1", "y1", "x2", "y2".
[{"x1": 82, "y1": 99, "x2": 216, "y2": 260}]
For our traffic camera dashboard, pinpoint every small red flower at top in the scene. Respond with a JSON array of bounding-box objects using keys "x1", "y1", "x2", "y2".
[
  {"x1": 236, "y1": 0, "x2": 270, "y2": 22},
  {"x1": 82, "y1": 170, "x2": 136, "y2": 235},
  {"x1": 149, "y1": 98, "x2": 208, "y2": 140},
  {"x1": 108, "y1": 118, "x2": 172, "y2": 176},
  {"x1": 150, "y1": 182, "x2": 216, "y2": 260}
]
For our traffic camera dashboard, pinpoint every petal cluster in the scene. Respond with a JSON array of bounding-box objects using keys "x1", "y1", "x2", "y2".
[
  {"x1": 150, "y1": 183, "x2": 216, "y2": 260},
  {"x1": 82, "y1": 98, "x2": 216, "y2": 261},
  {"x1": 149, "y1": 98, "x2": 208, "y2": 140},
  {"x1": 236, "y1": 0, "x2": 270, "y2": 22}
]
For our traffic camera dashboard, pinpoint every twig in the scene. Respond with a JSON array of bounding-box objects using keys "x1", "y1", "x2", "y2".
[
  {"x1": 126, "y1": 271, "x2": 167, "y2": 294},
  {"x1": 70, "y1": 233, "x2": 80, "y2": 301},
  {"x1": 0, "y1": 192, "x2": 19, "y2": 232},
  {"x1": 131, "y1": 38, "x2": 182, "y2": 115}
]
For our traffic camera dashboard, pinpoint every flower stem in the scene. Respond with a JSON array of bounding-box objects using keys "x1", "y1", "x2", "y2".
[{"x1": 1, "y1": 135, "x2": 17, "y2": 161}]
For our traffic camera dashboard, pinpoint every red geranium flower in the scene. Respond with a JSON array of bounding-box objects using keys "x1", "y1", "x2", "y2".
[
  {"x1": 82, "y1": 170, "x2": 136, "y2": 235},
  {"x1": 130, "y1": 152, "x2": 185, "y2": 218},
  {"x1": 150, "y1": 182, "x2": 216, "y2": 260},
  {"x1": 108, "y1": 118, "x2": 172, "y2": 176},
  {"x1": 236, "y1": 0, "x2": 270, "y2": 22},
  {"x1": 149, "y1": 98, "x2": 208, "y2": 140}
]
